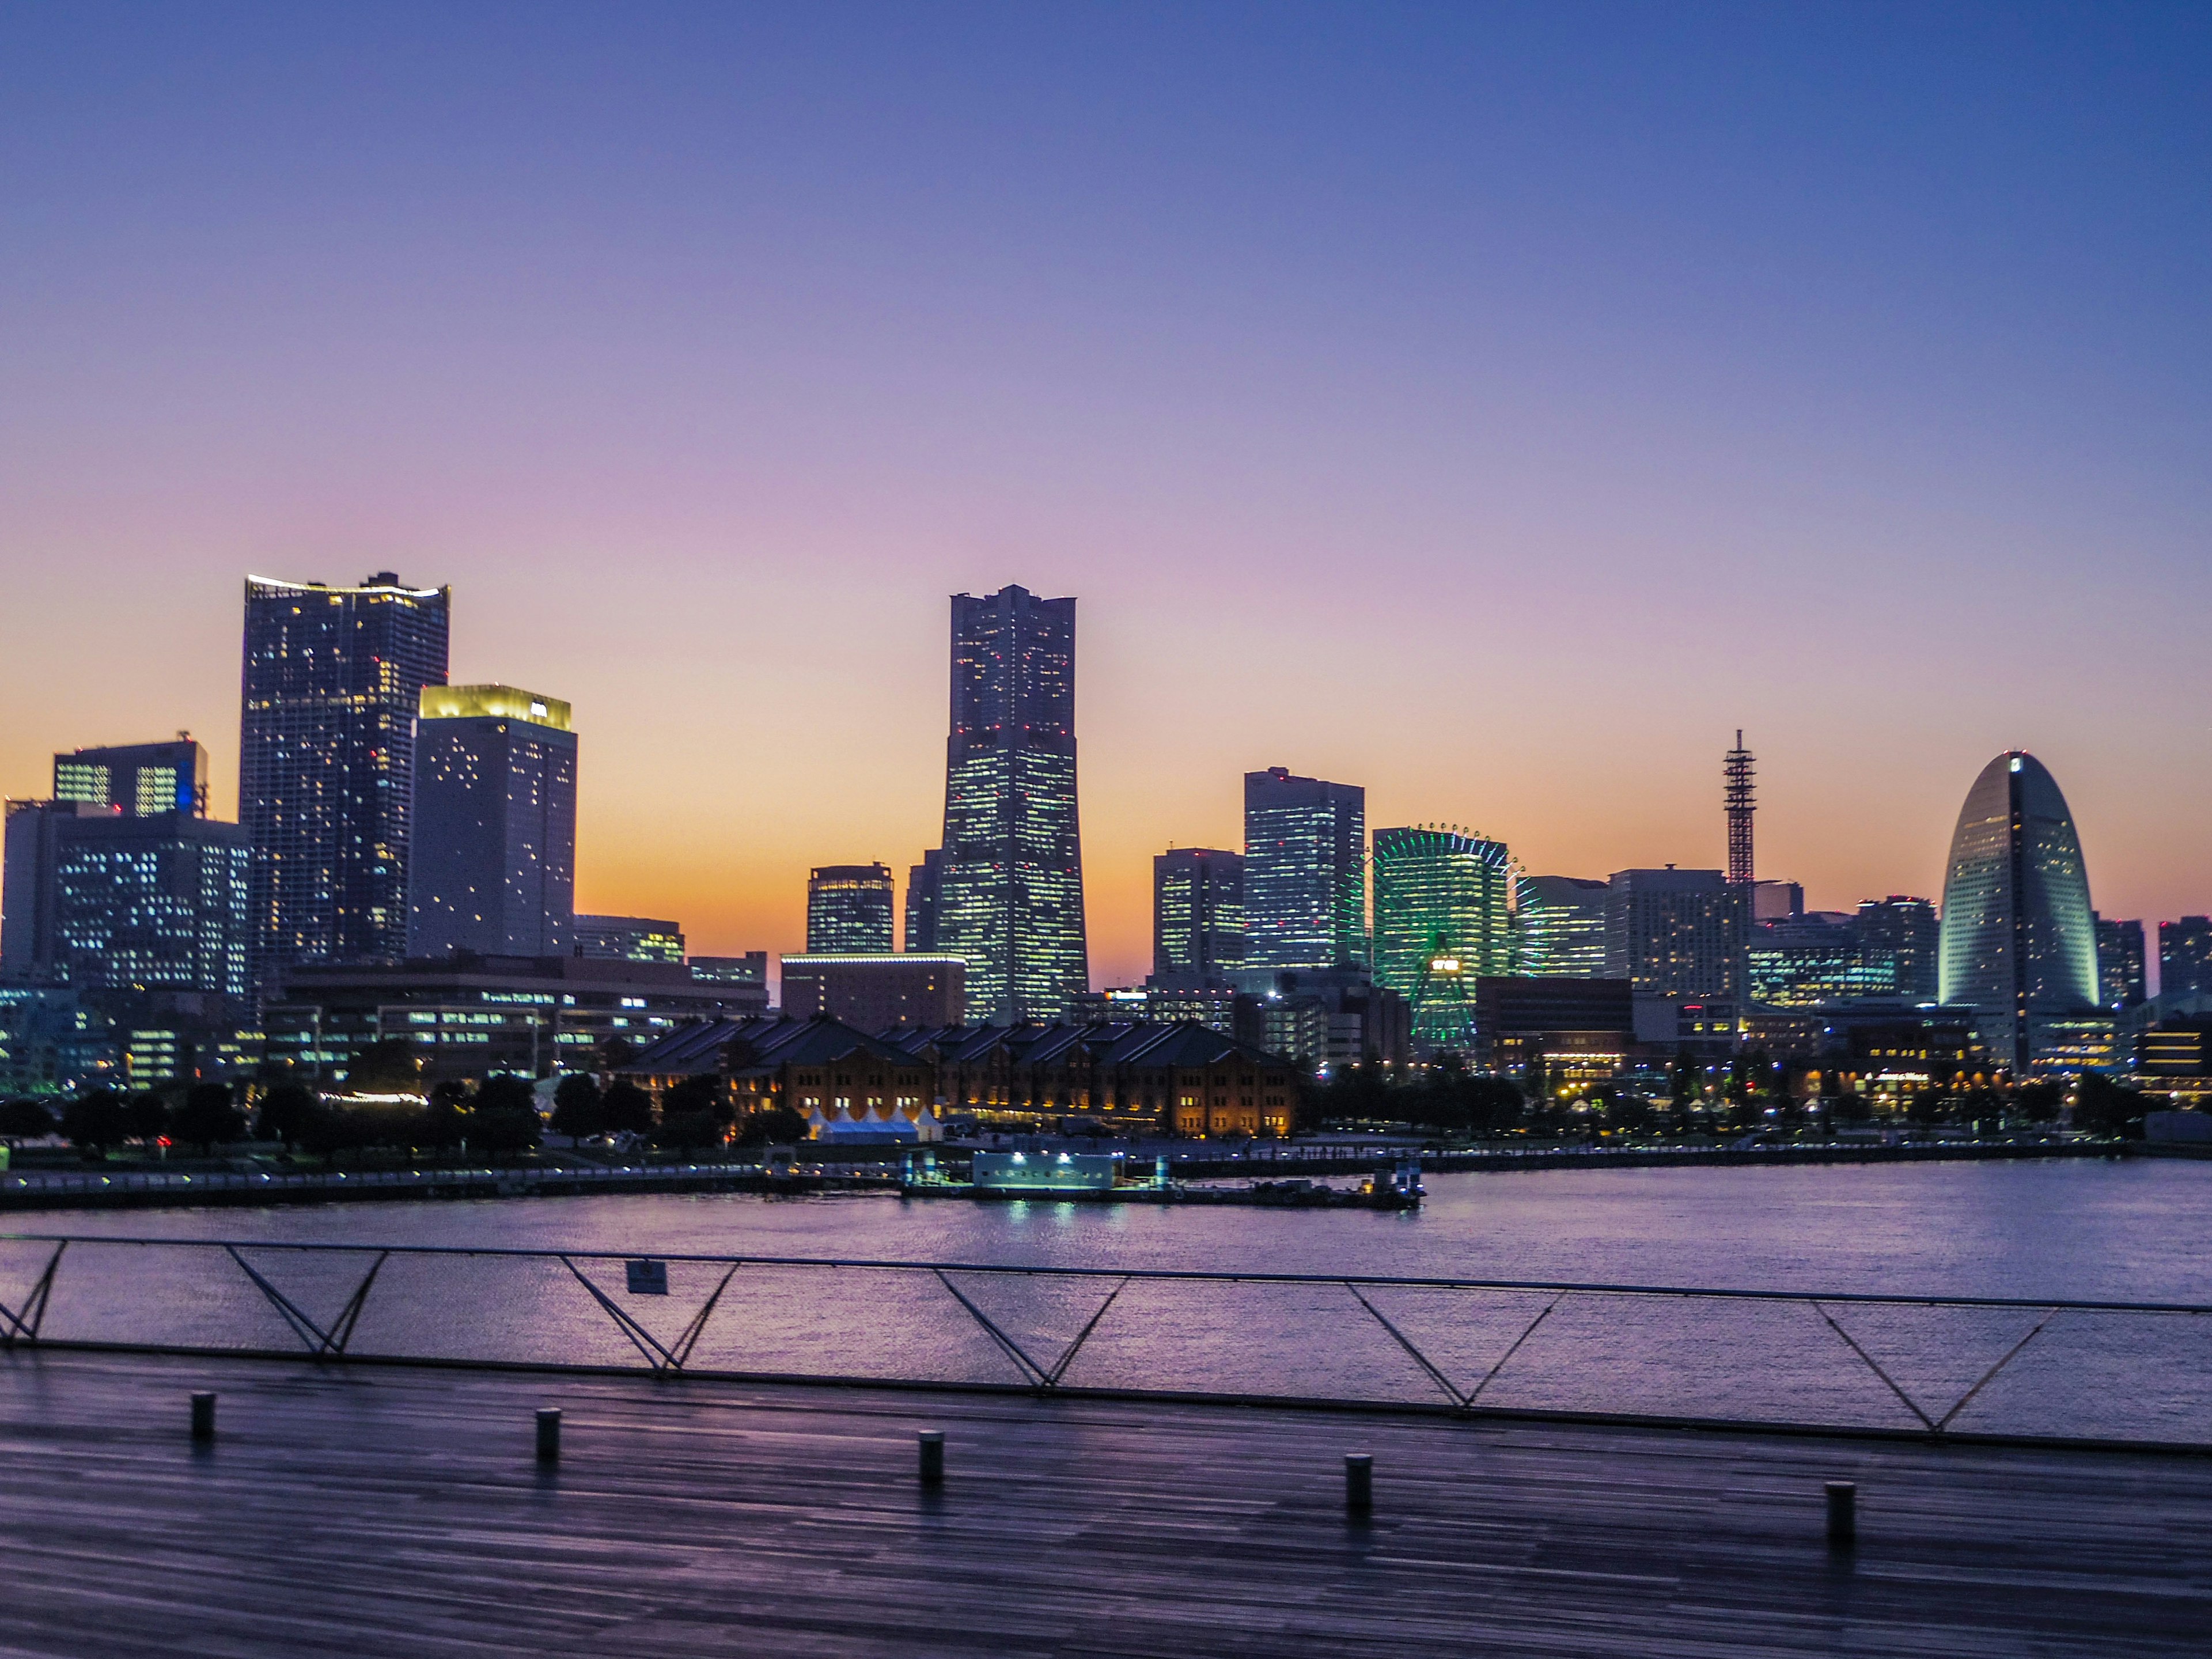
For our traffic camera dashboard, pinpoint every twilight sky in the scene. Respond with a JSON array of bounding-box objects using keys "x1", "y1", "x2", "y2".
[{"x1": 2, "y1": 2, "x2": 2208, "y2": 988}]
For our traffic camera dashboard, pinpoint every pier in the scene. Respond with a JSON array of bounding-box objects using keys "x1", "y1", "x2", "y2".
[{"x1": 1, "y1": 1347, "x2": 2205, "y2": 1655}]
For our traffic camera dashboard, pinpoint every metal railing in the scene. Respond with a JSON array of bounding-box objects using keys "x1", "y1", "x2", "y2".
[{"x1": 2, "y1": 1233, "x2": 2207, "y2": 1450}]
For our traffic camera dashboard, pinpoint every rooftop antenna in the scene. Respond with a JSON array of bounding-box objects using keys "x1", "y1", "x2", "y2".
[{"x1": 1724, "y1": 729, "x2": 1755, "y2": 885}]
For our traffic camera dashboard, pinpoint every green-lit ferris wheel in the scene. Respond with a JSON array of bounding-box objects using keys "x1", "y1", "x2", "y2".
[{"x1": 1368, "y1": 825, "x2": 1515, "y2": 1053}]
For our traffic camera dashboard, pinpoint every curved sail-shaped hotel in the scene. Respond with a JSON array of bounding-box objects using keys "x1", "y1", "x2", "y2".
[{"x1": 1937, "y1": 751, "x2": 2099, "y2": 1070}]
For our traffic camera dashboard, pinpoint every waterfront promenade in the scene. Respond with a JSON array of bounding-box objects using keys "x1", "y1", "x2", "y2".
[{"x1": 2, "y1": 1348, "x2": 2205, "y2": 1656}]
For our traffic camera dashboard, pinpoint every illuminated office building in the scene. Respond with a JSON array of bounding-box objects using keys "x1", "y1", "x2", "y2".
[
  {"x1": 1937, "y1": 751, "x2": 2100, "y2": 1070},
  {"x1": 935, "y1": 585, "x2": 1088, "y2": 1022},
  {"x1": 1371, "y1": 827, "x2": 1512, "y2": 1047},
  {"x1": 1153, "y1": 847, "x2": 1244, "y2": 987},
  {"x1": 241, "y1": 573, "x2": 450, "y2": 971},
  {"x1": 807, "y1": 863, "x2": 896, "y2": 954},
  {"x1": 1855, "y1": 896, "x2": 1940, "y2": 1002},
  {"x1": 1604, "y1": 868, "x2": 1743, "y2": 1000},
  {"x1": 2094, "y1": 915, "x2": 2146, "y2": 1009},
  {"x1": 1, "y1": 799, "x2": 250, "y2": 998},
  {"x1": 905, "y1": 849, "x2": 945, "y2": 952},
  {"x1": 2160, "y1": 917, "x2": 2212, "y2": 1002},
  {"x1": 407, "y1": 685, "x2": 577, "y2": 960},
  {"x1": 52, "y1": 739, "x2": 209, "y2": 818},
  {"x1": 574, "y1": 915, "x2": 685, "y2": 964},
  {"x1": 1243, "y1": 768, "x2": 1365, "y2": 972},
  {"x1": 1515, "y1": 875, "x2": 1609, "y2": 977}
]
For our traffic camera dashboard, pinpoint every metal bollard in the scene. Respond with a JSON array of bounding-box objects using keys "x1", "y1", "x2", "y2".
[
  {"x1": 1344, "y1": 1452, "x2": 1373, "y2": 1515},
  {"x1": 190, "y1": 1391, "x2": 217, "y2": 1443},
  {"x1": 1825, "y1": 1480, "x2": 1857, "y2": 1547},
  {"x1": 536, "y1": 1407, "x2": 562, "y2": 1464},
  {"x1": 918, "y1": 1429, "x2": 945, "y2": 1486}
]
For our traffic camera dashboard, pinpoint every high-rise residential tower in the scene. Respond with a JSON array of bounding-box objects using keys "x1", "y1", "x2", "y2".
[
  {"x1": 935, "y1": 586, "x2": 1088, "y2": 1022},
  {"x1": 807, "y1": 863, "x2": 896, "y2": 954},
  {"x1": 1604, "y1": 868, "x2": 1744, "y2": 1000},
  {"x1": 407, "y1": 685, "x2": 577, "y2": 960},
  {"x1": 1152, "y1": 848, "x2": 1245, "y2": 987},
  {"x1": 1514, "y1": 875, "x2": 1610, "y2": 977},
  {"x1": 240, "y1": 573, "x2": 450, "y2": 972},
  {"x1": 1937, "y1": 751, "x2": 2099, "y2": 1069},
  {"x1": 1243, "y1": 768, "x2": 1366, "y2": 972}
]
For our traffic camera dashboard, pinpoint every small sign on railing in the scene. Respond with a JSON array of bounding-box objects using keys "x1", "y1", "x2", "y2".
[{"x1": 625, "y1": 1259, "x2": 668, "y2": 1296}]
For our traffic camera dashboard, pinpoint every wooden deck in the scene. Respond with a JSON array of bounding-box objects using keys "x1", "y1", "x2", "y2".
[{"x1": 1, "y1": 1350, "x2": 2206, "y2": 1656}]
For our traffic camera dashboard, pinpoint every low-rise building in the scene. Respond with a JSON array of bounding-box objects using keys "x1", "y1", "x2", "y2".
[{"x1": 778, "y1": 953, "x2": 965, "y2": 1028}]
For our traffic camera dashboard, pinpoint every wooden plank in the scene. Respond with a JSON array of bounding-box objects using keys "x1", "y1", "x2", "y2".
[{"x1": 0, "y1": 1350, "x2": 2204, "y2": 1656}]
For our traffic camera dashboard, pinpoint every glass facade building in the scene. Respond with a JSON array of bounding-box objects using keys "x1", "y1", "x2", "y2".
[
  {"x1": 935, "y1": 586, "x2": 1089, "y2": 1022},
  {"x1": 1152, "y1": 847, "x2": 1244, "y2": 986},
  {"x1": 1514, "y1": 875, "x2": 1609, "y2": 977},
  {"x1": 1603, "y1": 868, "x2": 1744, "y2": 1000},
  {"x1": 1371, "y1": 827, "x2": 1512, "y2": 1047},
  {"x1": 807, "y1": 863, "x2": 897, "y2": 954},
  {"x1": 904, "y1": 849, "x2": 945, "y2": 953},
  {"x1": 407, "y1": 685, "x2": 577, "y2": 960},
  {"x1": 1937, "y1": 751, "x2": 2100, "y2": 1070},
  {"x1": 2094, "y1": 914, "x2": 2147, "y2": 1010},
  {"x1": 1243, "y1": 768, "x2": 1366, "y2": 972},
  {"x1": 241, "y1": 573, "x2": 451, "y2": 972}
]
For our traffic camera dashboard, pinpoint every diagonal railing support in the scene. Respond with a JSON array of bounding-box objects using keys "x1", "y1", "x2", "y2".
[
  {"x1": 1046, "y1": 1275, "x2": 1130, "y2": 1387},
  {"x1": 933, "y1": 1268, "x2": 1051, "y2": 1387},
  {"x1": 1937, "y1": 1309, "x2": 2060, "y2": 1433},
  {"x1": 323, "y1": 1251, "x2": 389, "y2": 1356},
  {"x1": 668, "y1": 1263, "x2": 743, "y2": 1369},
  {"x1": 226, "y1": 1245, "x2": 342, "y2": 1355},
  {"x1": 1464, "y1": 1291, "x2": 1566, "y2": 1408},
  {"x1": 560, "y1": 1256, "x2": 681, "y2": 1372},
  {"x1": 1810, "y1": 1299, "x2": 1941, "y2": 1433},
  {"x1": 0, "y1": 1241, "x2": 66, "y2": 1348},
  {"x1": 1344, "y1": 1281, "x2": 1467, "y2": 1408}
]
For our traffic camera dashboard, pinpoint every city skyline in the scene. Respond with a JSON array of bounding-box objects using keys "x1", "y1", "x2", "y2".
[{"x1": 2, "y1": 7, "x2": 2207, "y2": 986}]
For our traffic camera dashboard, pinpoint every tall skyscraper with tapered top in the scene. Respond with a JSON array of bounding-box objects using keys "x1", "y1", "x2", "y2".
[
  {"x1": 241, "y1": 573, "x2": 450, "y2": 974},
  {"x1": 935, "y1": 585, "x2": 1088, "y2": 1022}
]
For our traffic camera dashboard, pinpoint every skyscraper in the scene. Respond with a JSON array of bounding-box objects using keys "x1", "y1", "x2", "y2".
[
  {"x1": 935, "y1": 585, "x2": 1088, "y2": 1022},
  {"x1": 1372, "y1": 827, "x2": 1512, "y2": 1046},
  {"x1": 407, "y1": 685, "x2": 577, "y2": 960},
  {"x1": 904, "y1": 848, "x2": 945, "y2": 953},
  {"x1": 1514, "y1": 875, "x2": 1609, "y2": 977},
  {"x1": 573, "y1": 915, "x2": 685, "y2": 963},
  {"x1": 1243, "y1": 768, "x2": 1366, "y2": 972},
  {"x1": 1855, "y1": 896, "x2": 1940, "y2": 1002},
  {"x1": 1937, "y1": 751, "x2": 2099, "y2": 1069},
  {"x1": 2094, "y1": 914, "x2": 2147, "y2": 1009},
  {"x1": 240, "y1": 573, "x2": 450, "y2": 972},
  {"x1": 807, "y1": 863, "x2": 896, "y2": 953},
  {"x1": 52, "y1": 739, "x2": 209, "y2": 818},
  {"x1": 1604, "y1": 868, "x2": 1743, "y2": 1000},
  {"x1": 2160, "y1": 917, "x2": 2212, "y2": 1001},
  {"x1": 1152, "y1": 847, "x2": 1245, "y2": 987}
]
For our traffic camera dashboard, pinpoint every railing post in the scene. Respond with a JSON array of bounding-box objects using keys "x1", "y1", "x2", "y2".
[
  {"x1": 536, "y1": 1407, "x2": 562, "y2": 1463},
  {"x1": 918, "y1": 1429, "x2": 945, "y2": 1486},
  {"x1": 1344, "y1": 1452, "x2": 1373, "y2": 1514},
  {"x1": 190, "y1": 1391, "x2": 217, "y2": 1442},
  {"x1": 1825, "y1": 1480, "x2": 1856, "y2": 1547}
]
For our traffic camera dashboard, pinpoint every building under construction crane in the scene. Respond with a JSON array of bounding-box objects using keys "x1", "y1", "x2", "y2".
[{"x1": 1725, "y1": 730, "x2": 1755, "y2": 886}]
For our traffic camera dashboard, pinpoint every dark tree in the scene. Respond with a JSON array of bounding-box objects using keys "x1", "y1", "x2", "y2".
[
  {"x1": 60, "y1": 1090, "x2": 130, "y2": 1156},
  {"x1": 2013, "y1": 1082, "x2": 2064, "y2": 1125},
  {"x1": 429, "y1": 1078, "x2": 471, "y2": 1109},
  {"x1": 124, "y1": 1092, "x2": 171, "y2": 1146},
  {"x1": 599, "y1": 1036, "x2": 638, "y2": 1071},
  {"x1": 663, "y1": 1073, "x2": 733, "y2": 1126},
  {"x1": 255, "y1": 1081, "x2": 317, "y2": 1147},
  {"x1": 472, "y1": 1074, "x2": 539, "y2": 1113},
  {"x1": 733, "y1": 1104, "x2": 808, "y2": 1147},
  {"x1": 650, "y1": 1110, "x2": 724, "y2": 1151},
  {"x1": 471, "y1": 1105, "x2": 543, "y2": 1160},
  {"x1": 172, "y1": 1083, "x2": 246, "y2": 1153},
  {"x1": 549, "y1": 1073, "x2": 606, "y2": 1141},
  {"x1": 2074, "y1": 1072, "x2": 2148, "y2": 1139},
  {"x1": 601, "y1": 1080, "x2": 656, "y2": 1136},
  {"x1": 0, "y1": 1099, "x2": 56, "y2": 1144}
]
